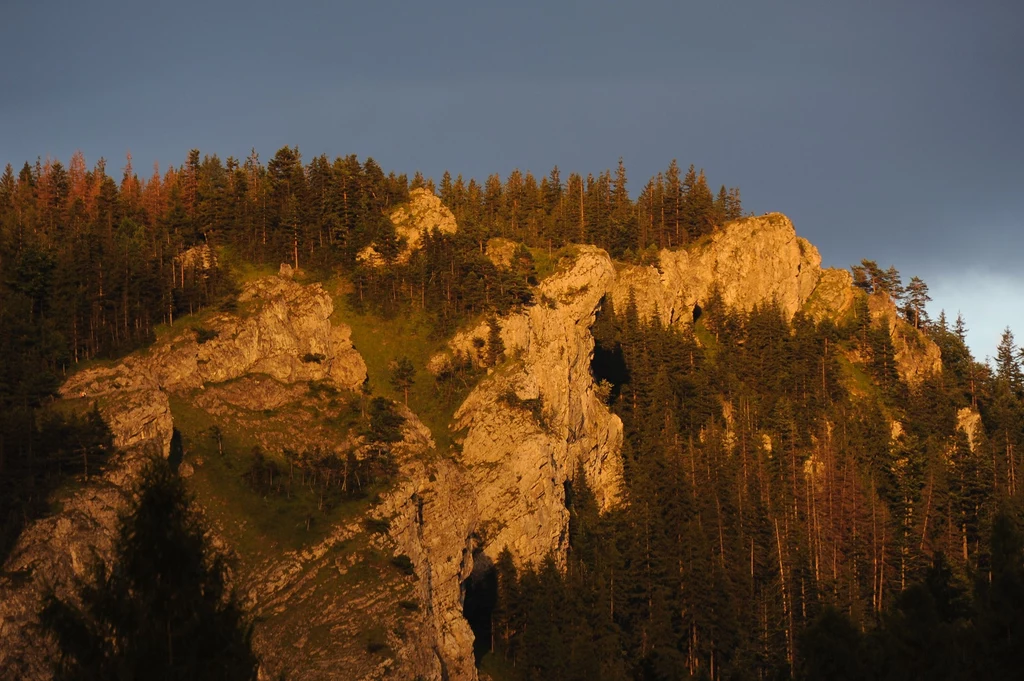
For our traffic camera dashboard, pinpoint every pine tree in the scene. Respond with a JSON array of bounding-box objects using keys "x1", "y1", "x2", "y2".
[
  {"x1": 797, "y1": 607, "x2": 865, "y2": 681},
  {"x1": 954, "y1": 313, "x2": 969, "y2": 343},
  {"x1": 882, "y1": 265, "x2": 904, "y2": 302},
  {"x1": 904, "y1": 276, "x2": 931, "y2": 329},
  {"x1": 40, "y1": 459, "x2": 258, "y2": 681},
  {"x1": 440, "y1": 170, "x2": 454, "y2": 207},
  {"x1": 610, "y1": 158, "x2": 633, "y2": 256},
  {"x1": 977, "y1": 513, "x2": 1024, "y2": 676},
  {"x1": 851, "y1": 259, "x2": 884, "y2": 293},
  {"x1": 389, "y1": 357, "x2": 415, "y2": 405},
  {"x1": 665, "y1": 160, "x2": 682, "y2": 245},
  {"x1": 485, "y1": 317, "x2": 504, "y2": 367},
  {"x1": 492, "y1": 548, "x2": 521, "y2": 661},
  {"x1": 996, "y1": 328, "x2": 1023, "y2": 392}
]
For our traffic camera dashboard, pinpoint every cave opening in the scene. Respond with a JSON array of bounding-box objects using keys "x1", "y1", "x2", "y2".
[
  {"x1": 692, "y1": 303, "x2": 703, "y2": 323},
  {"x1": 462, "y1": 559, "x2": 497, "y2": 666},
  {"x1": 590, "y1": 295, "x2": 630, "y2": 403},
  {"x1": 591, "y1": 340, "x2": 629, "y2": 404},
  {"x1": 589, "y1": 339, "x2": 626, "y2": 399}
]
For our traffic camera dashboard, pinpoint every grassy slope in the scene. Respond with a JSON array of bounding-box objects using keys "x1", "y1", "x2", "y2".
[
  {"x1": 328, "y1": 279, "x2": 479, "y2": 453},
  {"x1": 169, "y1": 394, "x2": 374, "y2": 559},
  {"x1": 170, "y1": 388, "x2": 430, "y2": 675}
]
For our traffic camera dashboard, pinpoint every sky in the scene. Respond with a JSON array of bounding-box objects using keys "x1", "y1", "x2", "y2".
[{"x1": 1, "y1": 0, "x2": 1021, "y2": 358}]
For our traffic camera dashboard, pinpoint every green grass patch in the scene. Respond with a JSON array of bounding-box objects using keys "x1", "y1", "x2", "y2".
[
  {"x1": 49, "y1": 396, "x2": 98, "y2": 418},
  {"x1": 151, "y1": 305, "x2": 222, "y2": 343},
  {"x1": 331, "y1": 291, "x2": 480, "y2": 453},
  {"x1": 62, "y1": 357, "x2": 116, "y2": 379},
  {"x1": 837, "y1": 352, "x2": 875, "y2": 397},
  {"x1": 529, "y1": 244, "x2": 579, "y2": 282},
  {"x1": 693, "y1": 319, "x2": 720, "y2": 361},
  {"x1": 216, "y1": 245, "x2": 280, "y2": 285},
  {"x1": 169, "y1": 395, "x2": 376, "y2": 559}
]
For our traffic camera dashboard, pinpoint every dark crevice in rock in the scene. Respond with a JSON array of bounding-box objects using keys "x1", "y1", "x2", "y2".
[
  {"x1": 462, "y1": 555, "x2": 497, "y2": 667},
  {"x1": 591, "y1": 341, "x2": 629, "y2": 403},
  {"x1": 168, "y1": 427, "x2": 183, "y2": 472}
]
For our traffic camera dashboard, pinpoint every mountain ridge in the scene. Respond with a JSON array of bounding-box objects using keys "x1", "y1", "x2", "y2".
[{"x1": 0, "y1": 199, "x2": 954, "y2": 680}]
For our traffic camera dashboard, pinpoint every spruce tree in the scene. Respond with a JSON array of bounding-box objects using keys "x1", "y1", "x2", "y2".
[
  {"x1": 389, "y1": 356, "x2": 416, "y2": 405},
  {"x1": 905, "y1": 276, "x2": 931, "y2": 329},
  {"x1": 995, "y1": 328, "x2": 1022, "y2": 392},
  {"x1": 40, "y1": 459, "x2": 258, "y2": 681}
]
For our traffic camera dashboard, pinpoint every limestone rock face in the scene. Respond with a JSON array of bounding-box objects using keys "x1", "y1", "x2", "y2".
[
  {"x1": 867, "y1": 293, "x2": 942, "y2": 386},
  {"x1": 359, "y1": 188, "x2": 457, "y2": 266},
  {"x1": 957, "y1": 407, "x2": 982, "y2": 452},
  {"x1": 0, "y1": 443, "x2": 159, "y2": 678},
  {"x1": 2, "y1": 211, "x2": 951, "y2": 680},
  {"x1": 0, "y1": 275, "x2": 368, "y2": 679},
  {"x1": 611, "y1": 213, "x2": 823, "y2": 325},
  {"x1": 381, "y1": 457, "x2": 478, "y2": 681},
  {"x1": 392, "y1": 188, "x2": 458, "y2": 249},
  {"x1": 62, "y1": 276, "x2": 367, "y2": 444},
  {"x1": 485, "y1": 237, "x2": 519, "y2": 269},
  {"x1": 805, "y1": 268, "x2": 856, "y2": 322},
  {"x1": 175, "y1": 243, "x2": 217, "y2": 274},
  {"x1": 386, "y1": 247, "x2": 624, "y2": 680},
  {"x1": 464, "y1": 246, "x2": 624, "y2": 514}
]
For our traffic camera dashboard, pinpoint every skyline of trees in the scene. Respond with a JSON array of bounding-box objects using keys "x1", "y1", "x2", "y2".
[
  {"x1": 0, "y1": 149, "x2": 741, "y2": 361},
  {"x1": 2, "y1": 145, "x2": 1022, "y2": 679}
]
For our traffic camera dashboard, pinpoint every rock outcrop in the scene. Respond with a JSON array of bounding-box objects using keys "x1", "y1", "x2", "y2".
[
  {"x1": 175, "y1": 243, "x2": 218, "y2": 276},
  {"x1": 239, "y1": 407, "x2": 441, "y2": 681},
  {"x1": 607, "y1": 213, "x2": 939, "y2": 387},
  {"x1": 61, "y1": 276, "x2": 366, "y2": 454},
  {"x1": 389, "y1": 247, "x2": 624, "y2": 680},
  {"x1": 611, "y1": 213, "x2": 823, "y2": 325},
  {"x1": 0, "y1": 274, "x2": 368, "y2": 679},
  {"x1": 401, "y1": 214, "x2": 948, "y2": 678},
  {"x1": 1, "y1": 209, "x2": 949, "y2": 680},
  {"x1": 867, "y1": 292, "x2": 942, "y2": 386},
  {"x1": 359, "y1": 188, "x2": 457, "y2": 266},
  {"x1": 485, "y1": 237, "x2": 519, "y2": 269},
  {"x1": 957, "y1": 407, "x2": 982, "y2": 453},
  {"x1": 804, "y1": 268, "x2": 856, "y2": 322},
  {"x1": 0, "y1": 445, "x2": 153, "y2": 679}
]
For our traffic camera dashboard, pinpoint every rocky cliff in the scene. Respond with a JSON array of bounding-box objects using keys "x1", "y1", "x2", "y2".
[
  {"x1": 611, "y1": 213, "x2": 823, "y2": 325},
  {"x1": 0, "y1": 275, "x2": 369, "y2": 679},
  {"x1": 359, "y1": 188, "x2": 458, "y2": 266},
  {"x1": 867, "y1": 291, "x2": 943, "y2": 385},
  {"x1": 384, "y1": 246, "x2": 624, "y2": 680},
  {"x1": 1, "y1": 208, "x2": 947, "y2": 680},
  {"x1": 609, "y1": 212, "x2": 939, "y2": 387}
]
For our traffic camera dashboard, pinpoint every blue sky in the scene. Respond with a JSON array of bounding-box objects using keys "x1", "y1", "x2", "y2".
[{"x1": 1, "y1": 0, "x2": 1021, "y2": 357}]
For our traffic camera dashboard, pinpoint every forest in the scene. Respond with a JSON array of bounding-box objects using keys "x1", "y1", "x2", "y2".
[
  {"x1": 0, "y1": 148, "x2": 737, "y2": 560},
  {"x1": 2, "y1": 148, "x2": 1023, "y2": 680},
  {"x1": 477, "y1": 295, "x2": 1024, "y2": 680}
]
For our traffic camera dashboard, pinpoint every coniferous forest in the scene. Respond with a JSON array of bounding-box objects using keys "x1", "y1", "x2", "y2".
[
  {"x1": 0, "y1": 149, "x2": 736, "y2": 561},
  {"x1": 483, "y1": 296, "x2": 1024, "y2": 681},
  {"x1": 2, "y1": 148, "x2": 1023, "y2": 680}
]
